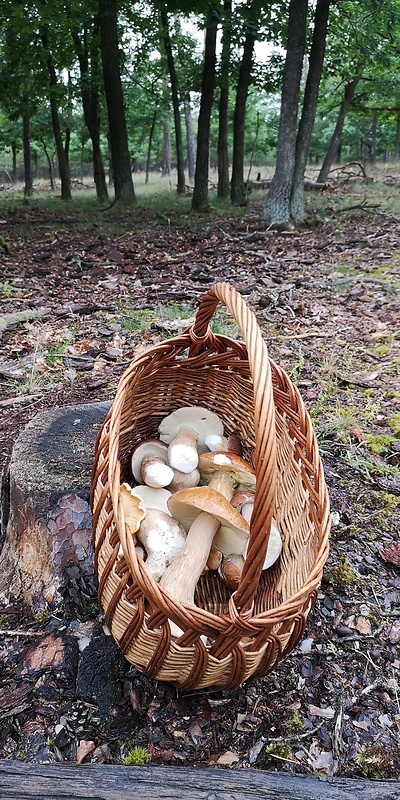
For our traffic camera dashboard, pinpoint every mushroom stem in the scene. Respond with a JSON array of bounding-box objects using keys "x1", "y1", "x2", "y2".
[
  {"x1": 140, "y1": 454, "x2": 174, "y2": 489},
  {"x1": 160, "y1": 511, "x2": 220, "y2": 605},
  {"x1": 167, "y1": 425, "x2": 199, "y2": 474},
  {"x1": 207, "y1": 470, "x2": 235, "y2": 500}
]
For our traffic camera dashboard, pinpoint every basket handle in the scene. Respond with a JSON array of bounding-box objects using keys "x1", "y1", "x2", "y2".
[{"x1": 190, "y1": 282, "x2": 277, "y2": 613}]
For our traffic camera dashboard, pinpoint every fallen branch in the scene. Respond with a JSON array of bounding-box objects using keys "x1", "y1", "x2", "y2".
[{"x1": 0, "y1": 307, "x2": 51, "y2": 334}]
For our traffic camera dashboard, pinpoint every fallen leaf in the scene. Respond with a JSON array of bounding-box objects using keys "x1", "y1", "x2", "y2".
[
  {"x1": 308, "y1": 705, "x2": 335, "y2": 719},
  {"x1": 380, "y1": 542, "x2": 400, "y2": 567},
  {"x1": 216, "y1": 750, "x2": 240, "y2": 766},
  {"x1": 356, "y1": 616, "x2": 372, "y2": 635},
  {"x1": 76, "y1": 739, "x2": 95, "y2": 764}
]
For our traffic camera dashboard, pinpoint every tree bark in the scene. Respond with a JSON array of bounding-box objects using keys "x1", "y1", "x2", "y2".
[
  {"x1": 192, "y1": 8, "x2": 218, "y2": 212},
  {"x1": 146, "y1": 108, "x2": 157, "y2": 183},
  {"x1": 290, "y1": 0, "x2": 331, "y2": 221},
  {"x1": 263, "y1": 0, "x2": 308, "y2": 224},
  {"x1": 230, "y1": 0, "x2": 261, "y2": 205},
  {"x1": 22, "y1": 115, "x2": 33, "y2": 198},
  {"x1": 11, "y1": 141, "x2": 17, "y2": 183},
  {"x1": 160, "y1": 8, "x2": 185, "y2": 194},
  {"x1": 40, "y1": 137, "x2": 55, "y2": 189},
  {"x1": 317, "y1": 73, "x2": 362, "y2": 183},
  {"x1": 217, "y1": 0, "x2": 232, "y2": 199},
  {"x1": 40, "y1": 24, "x2": 72, "y2": 201},
  {"x1": 71, "y1": 21, "x2": 108, "y2": 202},
  {"x1": 98, "y1": 0, "x2": 135, "y2": 203},
  {"x1": 369, "y1": 112, "x2": 377, "y2": 164},
  {"x1": 162, "y1": 117, "x2": 171, "y2": 175},
  {"x1": 395, "y1": 114, "x2": 400, "y2": 161},
  {"x1": 184, "y1": 95, "x2": 195, "y2": 182}
]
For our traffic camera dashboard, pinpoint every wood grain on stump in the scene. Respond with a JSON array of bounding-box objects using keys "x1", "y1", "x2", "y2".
[{"x1": 0, "y1": 402, "x2": 110, "y2": 612}]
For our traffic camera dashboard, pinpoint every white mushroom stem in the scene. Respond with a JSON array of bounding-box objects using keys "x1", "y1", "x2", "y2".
[
  {"x1": 140, "y1": 454, "x2": 174, "y2": 489},
  {"x1": 160, "y1": 510, "x2": 220, "y2": 633},
  {"x1": 137, "y1": 509, "x2": 187, "y2": 582},
  {"x1": 167, "y1": 426, "x2": 199, "y2": 474},
  {"x1": 207, "y1": 470, "x2": 235, "y2": 500}
]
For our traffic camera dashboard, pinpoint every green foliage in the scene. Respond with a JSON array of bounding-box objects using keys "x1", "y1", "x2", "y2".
[
  {"x1": 327, "y1": 557, "x2": 357, "y2": 588},
  {"x1": 122, "y1": 745, "x2": 151, "y2": 766}
]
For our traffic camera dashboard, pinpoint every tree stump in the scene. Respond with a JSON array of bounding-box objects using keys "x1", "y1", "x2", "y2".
[{"x1": 0, "y1": 402, "x2": 110, "y2": 613}]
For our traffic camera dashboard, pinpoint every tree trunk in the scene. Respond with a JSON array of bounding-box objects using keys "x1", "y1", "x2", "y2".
[
  {"x1": 395, "y1": 114, "x2": 400, "y2": 161},
  {"x1": 369, "y1": 112, "x2": 377, "y2": 164},
  {"x1": 192, "y1": 9, "x2": 218, "y2": 213},
  {"x1": 146, "y1": 108, "x2": 157, "y2": 183},
  {"x1": 184, "y1": 95, "x2": 195, "y2": 182},
  {"x1": 162, "y1": 118, "x2": 171, "y2": 175},
  {"x1": 40, "y1": 137, "x2": 55, "y2": 189},
  {"x1": 98, "y1": 0, "x2": 135, "y2": 203},
  {"x1": 71, "y1": 23, "x2": 109, "y2": 203},
  {"x1": 263, "y1": 0, "x2": 308, "y2": 224},
  {"x1": 290, "y1": 0, "x2": 331, "y2": 221},
  {"x1": 317, "y1": 73, "x2": 362, "y2": 183},
  {"x1": 160, "y1": 9, "x2": 185, "y2": 194},
  {"x1": 22, "y1": 115, "x2": 33, "y2": 198},
  {"x1": 230, "y1": 0, "x2": 261, "y2": 205},
  {"x1": 11, "y1": 141, "x2": 17, "y2": 183},
  {"x1": 217, "y1": 0, "x2": 232, "y2": 199},
  {"x1": 41, "y1": 24, "x2": 72, "y2": 201}
]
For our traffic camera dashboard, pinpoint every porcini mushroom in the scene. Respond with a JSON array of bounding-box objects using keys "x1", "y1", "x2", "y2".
[
  {"x1": 197, "y1": 452, "x2": 256, "y2": 503},
  {"x1": 160, "y1": 486, "x2": 249, "y2": 637},
  {"x1": 131, "y1": 440, "x2": 174, "y2": 488},
  {"x1": 167, "y1": 467, "x2": 200, "y2": 493},
  {"x1": 133, "y1": 485, "x2": 172, "y2": 515},
  {"x1": 136, "y1": 509, "x2": 187, "y2": 582},
  {"x1": 158, "y1": 406, "x2": 224, "y2": 473},
  {"x1": 219, "y1": 553, "x2": 245, "y2": 590},
  {"x1": 119, "y1": 484, "x2": 186, "y2": 582},
  {"x1": 244, "y1": 518, "x2": 283, "y2": 570}
]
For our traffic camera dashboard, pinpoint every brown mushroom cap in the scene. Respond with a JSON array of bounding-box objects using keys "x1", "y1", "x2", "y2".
[
  {"x1": 198, "y1": 452, "x2": 256, "y2": 492},
  {"x1": 167, "y1": 486, "x2": 249, "y2": 555}
]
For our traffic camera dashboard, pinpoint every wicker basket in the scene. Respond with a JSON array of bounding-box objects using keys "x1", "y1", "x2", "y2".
[{"x1": 90, "y1": 282, "x2": 330, "y2": 691}]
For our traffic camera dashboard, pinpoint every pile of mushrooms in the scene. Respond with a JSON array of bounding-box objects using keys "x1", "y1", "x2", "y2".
[{"x1": 119, "y1": 406, "x2": 282, "y2": 639}]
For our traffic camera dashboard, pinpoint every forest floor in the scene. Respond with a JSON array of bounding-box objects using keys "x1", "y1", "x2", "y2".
[{"x1": 0, "y1": 168, "x2": 399, "y2": 780}]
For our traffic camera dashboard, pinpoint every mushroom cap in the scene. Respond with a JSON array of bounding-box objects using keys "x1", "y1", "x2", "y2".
[
  {"x1": 133, "y1": 485, "x2": 172, "y2": 515},
  {"x1": 158, "y1": 406, "x2": 224, "y2": 454},
  {"x1": 198, "y1": 452, "x2": 256, "y2": 491},
  {"x1": 131, "y1": 439, "x2": 173, "y2": 487},
  {"x1": 167, "y1": 486, "x2": 249, "y2": 555},
  {"x1": 119, "y1": 483, "x2": 147, "y2": 533}
]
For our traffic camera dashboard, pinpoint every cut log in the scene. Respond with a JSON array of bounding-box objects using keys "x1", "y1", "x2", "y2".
[
  {"x1": 0, "y1": 401, "x2": 110, "y2": 613},
  {"x1": 0, "y1": 762, "x2": 398, "y2": 799}
]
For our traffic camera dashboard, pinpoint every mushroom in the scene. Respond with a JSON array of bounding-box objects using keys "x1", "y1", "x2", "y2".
[
  {"x1": 205, "y1": 433, "x2": 243, "y2": 457},
  {"x1": 231, "y1": 490, "x2": 255, "y2": 524},
  {"x1": 159, "y1": 486, "x2": 249, "y2": 637},
  {"x1": 219, "y1": 553, "x2": 245, "y2": 590},
  {"x1": 167, "y1": 467, "x2": 200, "y2": 493},
  {"x1": 158, "y1": 407, "x2": 224, "y2": 473},
  {"x1": 136, "y1": 509, "x2": 187, "y2": 582},
  {"x1": 133, "y1": 485, "x2": 172, "y2": 515},
  {"x1": 244, "y1": 518, "x2": 283, "y2": 570},
  {"x1": 131, "y1": 440, "x2": 174, "y2": 488},
  {"x1": 197, "y1": 452, "x2": 256, "y2": 503},
  {"x1": 119, "y1": 484, "x2": 186, "y2": 582},
  {"x1": 119, "y1": 483, "x2": 146, "y2": 533}
]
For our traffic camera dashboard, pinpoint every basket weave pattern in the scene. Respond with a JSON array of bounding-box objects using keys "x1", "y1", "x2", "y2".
[{"x1": 91, "y1": 283, "x2": 330, "y2": 691}]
